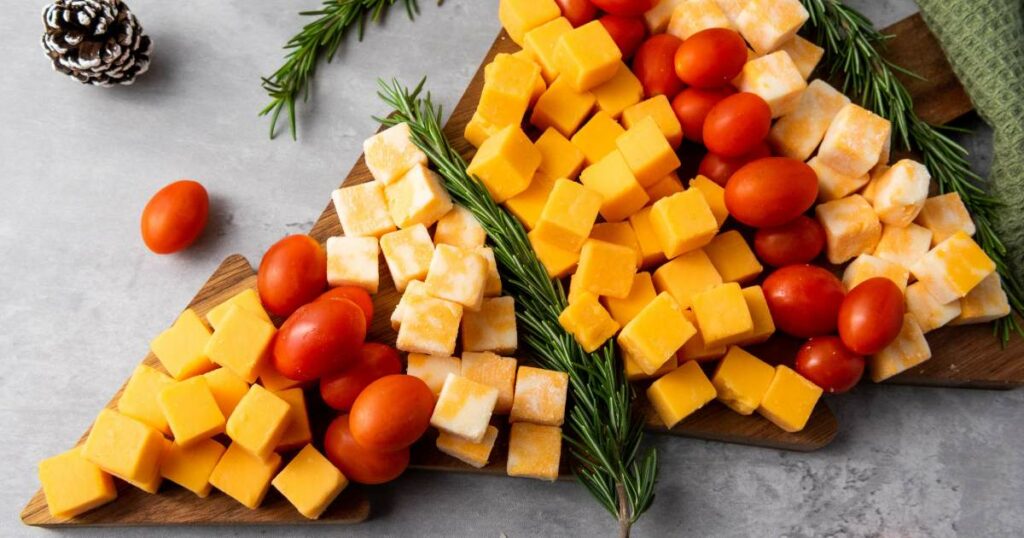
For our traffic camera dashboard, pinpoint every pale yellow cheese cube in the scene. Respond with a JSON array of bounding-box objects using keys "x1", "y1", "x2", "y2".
[
  {"x1": 325, "y1": 236, "x2": 379, "y2": 293},
  {"x1": 873, "y1": 223, "x2": 932, "y2": 271},
  {"x1": 476, "y1": 247, "x2": 502, "y2": 297},
  {"x1": 510, "y1": 366, "x2": 569, "y2": 426},
  {"x1": 434, "y1": 205, "x2": 486, "y2": 250},
  {"x1": 778, "y1": 35, "x2": 824, "y2": 79},
  {"x1": 768, "y1": 80, "x2": 850, "y2": 161},
  {"x1": 436, "y1": 425, "x2": 499, "y2": 469},
  {"x1": 396, "y1": 293, "x2": 463, "y2": 357},
  {"x1": 380, "y1": 224, "x2": 434, "y2": 292},
  {"x1": 905, "y1": 281, "x2": 961, "y2": 333},
  {"x1": 430, "y1": 374, "x2": 499, "y2": 443},
  {"x1": 871, "y1": 159, "x2": 931, "y2": 227},
  {"x1": 951, "y1": 273, "x2": 1011, "y2": 325},
  {"x1": 815, "y1": 195, "x2": 882, "y2": 264},
  {"x1": 870, "y1": 314, "x2": 931, "y2": 382},
  {"x1": 362, "y1": 123, "x2": 428, "y2": 185},
  {"x1": 842, "y1": 254, "x2": 910, "y2": 293},
  {"x1": 390, "y1": 280, "x2": 426, "y2": 330},
  {"x1": 645, "y1": 0, "x2": 686, "y2": 32},
  {"x1": 462, "y1": 296, "x2": 518, "y2": 354},
  {"x1": 910, "y1": 231, "x2": 996, "y2": 304},
  {"x1": 733, "y1": 51, "x2": 808, "y2": 117},
  {"x1": 915, "y1": 193, "x2": 977, "y2": 246},
  {"x1": 385, "y1": 164, "x2": 454, "y2": 229},
  {"x1": 818, "y1": 103, "x2": 892, "y2": 177},
  {"x1": 507, "y1": 423, "x2": 562, "y2": 481},
  {"x1": 331, "y1": 182, "x2": 396, "y2": 238},
  {"x1": 424, "y1": 244, "x2": 488, "y2": 310},
  {"x1": 808, "y1": 156, "x2": 869, "y2": 202},
  {"x1": 667, "y1": 0, "x2": 734, "y2": 40},
  {"x1": 461, "y1": 352, "x2": 518, "y2": 415},
  {"x1": 735, "y1": 0, "x2": 809, "y2": 55},
  {"x1": 405, "y1": 354, "x2": 461, "y2": 396}
]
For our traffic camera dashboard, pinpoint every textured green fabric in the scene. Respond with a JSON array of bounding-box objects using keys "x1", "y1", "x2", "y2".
[{"x1": 914, "y1": 0, "x2": 1024, "y2": 281}]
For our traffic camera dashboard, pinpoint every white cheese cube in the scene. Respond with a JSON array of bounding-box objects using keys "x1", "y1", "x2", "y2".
[
  {"x1": 396, "y1": 293, "x2": 463, "y2": 357},
  {"x1": 870, "y1": 314, "x2": 932, "y2": 382},
  {"x1": 951, "y1": 273, "x2": 1011, "y2": 325},
  {"x1": 915, "y1": 193, "x2": 977, "y2": 246},
  {"x1": 390, "y1": 280, "x2": 427, "y2": 329},
  {"x1": 842, "y1": 254, "x2": 909, "y2": 293},
  {"x1": 768, "y1": 80, "x2": 850, "y2": 161},
  {"x1": 778, "y1": 35, "x2": 824, "y2": 79},
  {"x1": 734, "y1": 0, "x2": 809, "y2": 55},
  {"x1": 815, "y1": 195, "x2": 882, "y2": 264},
  {"x1": 808, "y1": 156, "x2": 869, "y2": 202},
  {"x1": 430, "y1": 374, "x2": 499, "y2": 443},
  {"x1": 713, "y1": 0, "x2": 747, "y2": 23},
  {"x1": 462, "y1": 296, "x2": 518, "y2": 354},
  {"x1": 910, "y1": 231, "x2": 996, "y2": 304},
  {"x1": 645, "y1": 0, "x2": 686, "y2": 33},
  {"x1": 331, "y1": 182, "x2": 396, "y2": 238},
  {"x1": 380, "y1": 224, "x2": 434, "y2": 292},
  {"x1": 873, "y1": 223, "x2": 933, "y2": 271},
  {"x1": 385, "y1": 164, "x2": 454, "y2": 229},
  {"x1": 434, "y1": 205, "x2": 486, "y2": 250},
  {"x1": 905, "y1": 281, "x2": 961, "y2": 333},
  {"x1": 477, "y1": 247, "x2": 502, "y2": 297},
  {"x1": 667, "y1": 0, "x2": 734, "y2": 40},
  {"x1": 733, "y1": 51, "x2": 808, "y2": 117},
  {"x1": 406, "y1": 353, "x2": 461, "y2": 395},
  {"x1": 818, "y1": 104, "x2": 892, "y2": 177},
  {"x1": 363, "y1": 123, "x2": 428, "y2": 185},
  {"x1": 424, "y1": 244, "x2": 489, "y2": 310},
  {"x1": 326, "y1": 236, "x2": 379, "y2": 293},
  {"x1": 871, "y1": 159, "x2": 931, "y2": 227},
  {"x1": 510, "y1": 366, "x2": 569, "y2": 426}
]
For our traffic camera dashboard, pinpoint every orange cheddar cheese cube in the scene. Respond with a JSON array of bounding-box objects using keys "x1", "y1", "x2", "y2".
[
  {"x1": 208, "y1": 442, "x2": 282, "y2": 509},
  {"x1": 406, "y1": 353, "x2": 461, "y2": 395},
  {"x1": 203, "y1": 368, "x2": 250, "y2": 418},
  {"x1": 507, "y1": 423, "x2": 562, "y2": 481},
  {"x1": 734, "y1": 51, "x2": 808, "y2": 117},
  {"x1": 118, "y1": 364, "x2": 174, "y2": 435},
  {"x1": 645, "y1": 0, "x2": 686, "y2": 32},
  {"x1": 226, "y1": 384, "x2": 291, "y2": 459},
  {"x1": 603, "y1": 272, "x2": 657, "y2": 326},
  {"x1": 204, "y1": 305, "x2": 276, "y2": 384},
  {"x1": 678, "y1": 309, "x2": 727, "y2": 362},
  {"x1": 530, "y1": 77, "x2": 596, "y2": 137},
  {"x1": 82, "y1": 409, "x2": 164, "y2": 483},
  {"x1": 872, "y1": 159, "x2": 931, "y2": 227},
  {"x1": 591, "y1": 63, "x2": 644, "y2": 119},
  {"x1": 870, "y1": 314, "x2": 932, "y2": 382},
  {"x1": 558, "y1": 291, "x2": 621, "y2": 353},
  {"x1": 624, "y1": 347, "x2": 677, "y2": 381},
  {"x1": 462, "y1": 297, "x2": 518, "y2": 355},
  {"x1": 159, "y1": 376, "x2": 225, "y2": 446},
  {"x1": 571, "y1": 111, "x2": 625, "y2": 166},
  {"x1": 272, "y1": 444, "x2": 348, "y2": 520},
  {"x1": 385, "y1": 164, "x2": 454, "y2": 229},
  {"x1": 121, "y1": 437, "x2": 168, "y2": 494},
  {"x1": 580, "y1": 150, "x2": 650, "y2": 222},
  {"x1": 646, "y1": 360, "x2": 717, "y2": 428},
  {"x1": 38, "y1": 448, "x2": 117, "y2": 519},
  {"x1": 779, "y1": 35, "x2": 824, "y2": 79},
  {"x1": 510, "y1": 366, "x2": 569, "y2": 426},
  {"x1": 431, "y1": 374, "x2": 500, "y2": 443},
  {"x1": 466, "y1": 124, "x2": 540, "y2": 203},
  {"x1": 552, "y1": 21, "x2": 622, "y2": 92},
  {"x1": 842, "y1": 254, "x2": 910, "y2": 293},
  {"x1": 757, "y1": 365, "x2": 822, "y2": 431},
  {"x1": 650, "y1": 190, "x2": 719, "y2": 258},
  {"x1": 692, "y1": 283, "x2": 754, "y2": 347},
  {"x1": 534, "y1": 178, "x2": 603, "y2": 252},
  {"x1": 652, "y1": 248, "x2": 723, "y2": 309},
  {"x1": 910, "y1": 231, "x2": 996, "y2": 304},
  {"x1": 150, "y1": 308, "x2": 216, "y2": 380},
  {"x1": 768, "y1": 80, "x2": 850, "y2": 161},
  {"x1": 534, "y1": 128, "x2": 586, "y2": 180},
  {"x1": 915, "y1": 192, "x2": 977, "y2": 246},
  {"x1": 257, "y1": 362, "x2": 304, "y2": 392},
  {"x1": 646, "y1": 173, "x2": 685, "y2": 203},
  {"x1": 478, "y1": 53, "x2": 541, "y2": 130},
  {"x1": 160, "y1": 438, "x2": 226, "y2": 498},
  {"x1": 815, "y1": 195, "x2": 883, "y2": 264},
  {"x1": 275, "y1": 388, "x2": 312, "y2": 452},
  {"x1": 905, "y1": 281, "x2": 961, "y2": 333},
  {"x1": 396, "y1": 292, "x2": 463, "y2": 358},
  {"x1": 667, "y1": 0, "x2": 734, "y2": 40},
  {"x1": 425, "y1": 244, "x2": 489, "y2": 310},
  {"x1": 326, "y1": 236, "x2": 379, "y2": 293},
  {"x1": 362, "y1": 123, "x2": 428, "y2": 185},
  {"x1": 331, "y1": 181, "x2": 396, "y2": 238},
  {"x1": 524, "y1": 17, "x2": 573, "y2": 82},
  {"x1": 734, "y1": 0, "x2": 809, "y2": 55},
  {"x1": 629, "y1": 206, "x2": 667, "y2": 267},
  {"x1": 735, "y1": 286, "x2": 776, "y2": 345},
  {"x1": 207, "y1": 288, "x2": 270, "y2": 331},
  {"x1": 528, "y1": 230, "x2": 581, "y2": 278},
  {"x1": 622, "y1": 95, "x2": 684, "y2": 148},
  {"x1": 464, "y1": 112, "x2": 502, "y2": 149},
  {"x1": 818, "y1": 103, "x2": 892, "y2": 177},
  {"x1": 575, "y1": 239, "x2": 638, "y2": 299},
  {"x1": 437, "y1": 425, "x2": 499, "y2": 469},
  {"x1": 380, "y1": 224, "x2": 435, "y2": 292},
  {"x1": 506, "y1": 172, "x2": 557, "y2": 231},
  {"x1": 704, "y1": 231, "x2": 762, "y2": 284},
  {"x1": 616, "y1": 116, "x2": 681, "y2": 188},
  {"x1": 591, "y1": 221, "x2": 643, "y2": 268},
  {"x1": 515, "y1": 50, "x2": 550, "y2": 104},
  {"x1": 952, "y1": 273, "x2": 1011, "y2": 325},
  {"x1": 499, "y1": 0, "x2": 560, "y2": 45},
  {"x1": 688, "y1": 175, "x2": 728, "y2": 226},
  {"x1": 808, "y1": 156, "x2": 870, "y2": 203},
  {"x1": 477, "y1": 247, "x2": 502, "y2": 297},
  {"x1": 712, "y1": 346, "x2": 776, "y2": 415},
  {"x1": 461, "y1": 351, "x2": 518, "y2": 414},
  {"x1": 434, "y1": 206, "x2": 486, "y2": 250},
  {"x1": 618, "y1": 292, "x2": 695, "y2": 375}
]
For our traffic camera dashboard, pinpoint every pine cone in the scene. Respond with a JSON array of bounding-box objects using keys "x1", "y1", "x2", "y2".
[{"x1": 41, "y1": 0, "x2": 152, "y2": 86}]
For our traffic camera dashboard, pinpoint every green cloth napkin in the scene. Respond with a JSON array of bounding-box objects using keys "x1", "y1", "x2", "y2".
[{"x1": 914, "y1": 0, "x2": 1024, "y2": 282}]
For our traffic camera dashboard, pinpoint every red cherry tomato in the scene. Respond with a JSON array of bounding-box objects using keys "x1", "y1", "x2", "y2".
[
  {"x1": 257, "y1": 235, "x2": 327, "y2": 317},
  {"x1": 272, "y1": 298, "x2": 366, "y2": 382},
  {"x1": 671, "y1": 87, "x2": 735, "y2": 144},
  {"x1": 838, "y1": 278, "x2": 905, "y2": 355},
  {"x1": 317, "y1": 286, "x2": 374, "y2": 324},
  {"x1": 724, "y1": 157, "x2": 819, "y2": 228},
  {"x1": 754, "y1": 216, "x2": 826, "y2": 267},
  {"x1": 598, "y1": 15, "x2": 647, "y2": 59},
  {"x1": 632, "y1": 34, "x2": 685, "y2": 99},
  {"x1": 590, "y1": 0, "x2": 653, "y2": 16},
  {"x1": 349, "y1": 375, "x2": 436, "y2": 452},
  {"x1": 555, "y1": 0, "x2": 598, "y2": 27},
  {"x1": 140, "y1": 180, "x2": 209, "y2": 254},
  {"x1": 674, "y1": 28, "x2": 747, "y2": 88},
  {"x1": 697, "y1": 142, "x2": 769, "y2": 186},
  {"x1": 702, "y1": 92, "x2": 772, "y2": 157},
  {"x1": 795, "y1": 336, "x2": 865, "y2": 393},
  {"x1": 324, "y1": 415, "x2": 409, "y2": 485},
  {"x1": 763, "y1": 265, "x2": 845, "y2": 338},
  {"x1": 319, "y1": 343, "x2": 402, "y2": 411}
]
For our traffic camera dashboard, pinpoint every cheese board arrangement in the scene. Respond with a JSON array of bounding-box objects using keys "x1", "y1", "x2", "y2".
[{"x1": 23, "y1": 0, "x2": 1024, "y2": 535}]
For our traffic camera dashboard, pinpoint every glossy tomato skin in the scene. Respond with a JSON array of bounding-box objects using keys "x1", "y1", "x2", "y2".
[
  {"x1": 725, "y1": 157, "x2": 819, "y2": 228},
  {"x1": 257, "y1": 235, "x2": 327, "y2": 317},
  {"x1": 672, "y1": 87, "x2": 735, "y2": 144},
  {"x1": 324, "y1": 415, "x2": 409, "y2": 485},
  {"x1": 599, "y1": 15, "x2": 647, "y2": 59},
  {"x1": 555, "y1": 0, "x2": 598, "y2": 26},
  {"x1": 763, "y1": 265, "x2": 846, "y2": 338},
  {"x1": 754, "y1": 216, "x2": 826, "y2": 267},
  {"x1": 349, "y1": 375, "x2": 436, "y2": 452},
  {"x1": 698, "y1": 142, "x2": 769, "y2": 186},
  {"x1": 838, "y1": 278, "x2": 905, "y2": 355},
  {"x1": 317, "y1": 286, "x2": 374, "y2": 324},
  {"x1": 633, "y1": 34, "x2": 685, "y2": 99},
  {"x1": 591, "y1": 0, "x2": 653, "y2": 16},
  {"x1": 674, "y1": 28, "x2": 747, "y2": 88},
  {"x1": 140, "y1": 180, "x2": 209, "y2": 254},
  {"x1": 702, "y1": 92, "x2": 772, "y2": 157},
  {"x1": 319, "y1": 343, "x2": 402, "y2": 411},
  {"x1": 795, "y1": 336, "x2": 865, "y2": 393},
  {"x1": 272, "y1": 298, "x2": 366, "y2": 382}
]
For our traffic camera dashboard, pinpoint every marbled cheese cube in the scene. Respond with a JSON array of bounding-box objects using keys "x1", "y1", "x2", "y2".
[
  {"x1": 534, "y1": 178, "x2": 603, "y2": 252},
  {"x1": 362, "y1": 123, "x2": 427, "y2": 185},
  {"x1": 499, "y1": 0, "x2": 560, "y2": 45},
  {"x1": 434, "y1": 206, "x2": 486, "y2": 250},
  {"x1": 461, "y1": 352, "x2": 518, "y2": 414},
  {"x1": 616, "y1": 116, "x2": 681, "y2": 188},
  {"x1": 396, "y1": 293, "x2": 463, "y2": 357},
  {"x1": 430, "y1": 374, "x2": 499, "y2": 443},
  {"x1": 647, "y1": 360, "x2": 717, "y2": 428},
  {"x1": 870, "y1": 314, "x2": 932, "y2": 382},
  {"x1": 603, "y1": 272, "x2": 657, "y2": 326},
  {"x1": 528, "y1": 230, "x2": 581, "y2": 278},
  {"x1": 768, "y1": 80, "x2": 850, "y2": 161},
  {"x1": 591, "y1": 221, "x2": 643, "y2": 268},
  {"x1": 818, "y1": 104, "x2": 892, "y2": 177},
  {"x1": 650, "y1": 190, "x2": 719, "y2": 258},
  {"x1": 712, "y1": 346, "x2": 776, "y2": 415},
  {"x1": 571, "y1": 111, "x2": 626, "y2": 166},
  {"x1": 859, "y1": 164, "x2": 886, "y2": 205},
  {"x1": 668, "y1": 0, "x2": 734, "y2": 40},
  {"x1": 558, "y1": 291, "x2": 621, "y2": 353},
  {"x1": 579, "y1": 150, "x2": 650, "y2": 222},
  {"x1": 510, "y1": 366, "x2": 569, "y2": 426},
  {"x1": 915, "y1": 193, "x2": 977, "y2": 246},
  {"x1": 553, "y1": 21, "x2": 623, "y2": 92},
  {"x1": 331, "y1": 182, "x2": 396, "y2": 238},
  {"x1": 406, "y1": 353, "x2": 461, "y2": 395},
  {"x1": 424, "y1": 244, "x2": 488, "y2": 310},
  {"x1": 575, "y1": 239, "x2": 639, "y2": 299},
  {"x1": 386, "y1": 164, "x2": 454, "y2": 229},
  {"x1": 842, "y1": 254, "x2": 910, "y2": 293},
  {"x1": 735, "y1": 0, "x2": 809, "y2": 55},
  {"x1": 689, "y1": 175, "x2": 729, "y2": 227},
  {"x1": 437, "y1": 425, "x2": 499, "y2": 469},
  {"x1": 591, "y1": 63, "x2": 644, "y2": 119},
  {"x1": 530, "y1": 78, "x2": 596, "y2": 137},
  {"x1": 905, "y1": 281, "x2": 961, "y2": 333},
  {"x1": 873, "y1": 223, "x2": 932, "y2": 271},
  {"x1": 380, "y1": 224, "x2": 434, "y2": 292},
  {"x1": 645, "y1": 0, "x2": 686, "y2": 32},
  {"x1": 910, "y1": 231, "x2": 996, "y2": 304},
  {"x1": 621, "y1": 95, "x2": 684, "y2": 148},
  {"x1": 462, "y1": 297, "x2": 518, "y2": 355},
  {"x1": 326, "y1": 236, "x2": 379, "y2": 293},
  {"x1": 714, "y1": 0, "x2": 747, "y2": 22},
  {"x1": 815, "y1": 195, "x2": 882, "y2": 264},
  {"x1": 951, "y1": 273, "x2": 1011, "y2": 325},
  {"x1": 534, "y1": 128, "x2": 585, "y2": 180},
  {"x1": 507, "y1": 423, "x2": 562, "y2": 481},
  {"x1": 734, "y1": 51, "x2": 808, "y2": 117},
  {"x1": 390, "y1": 279, "x2": 425, "y2": 329},
  {"x1": 652, "y1": 248, "x2": 723, "y2": 309},
  {"x1": 778, "y1": 35, "x2": 824, "y2": 79},
  {"x1": 871, "y1": 159, "x2": 931, "y2": 226},
  {"x1": 618, "y1": 293, "x2": 696, "y2": 375},
  {"x1": 703, "y1": 230, "x2": 762, "y2": 284},
  {"x1": 808, "y1": 156, "x2": 870, "y2": 202},
  {"x1": 476, "y1": 247, "x2": 502, "y2": 297},
  {"x1": 466, "y1": 124, "x2": 541, "y2": 203},
  {"x1": 524, "y1": 17, "x2": 573, "y2": 82},
  {"x1": 757, "y1": 365, "x2": 821, "y2": 431}
]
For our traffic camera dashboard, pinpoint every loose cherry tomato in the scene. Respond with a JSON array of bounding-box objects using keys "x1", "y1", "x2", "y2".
[
  {"x1": 632, "y1": 34, "x2": 685, "y2": 99},
  {"x1": 324, "y1": 414, "x2": 409, "y2": 485},
  {"x1": 140, "y1": 180, "x2": 209, "y2": 254},
  {"x1": 838, "y1": 278, "x2": 905, "y2": 355},
  {"x1": 591, "y1": 0, "x2": 653, "y2": 16},
  {"x1": 349, "y1": 375, "x2": 435, "y2": 452},
  {"x1": 674, "y1": 28, "x2": 747, "y2": 88},
  {"x1": 724, "y1": 157, "x2": 819, "y2": 228},
  {"x1": 598, "y1": 15, "x2": 647, "y2": 59},
  {"x1": 697, "y1": 142, "x2": 769, "y2": 186},
  {"x1": 257, "y1": 235, "x2": 327, "y2": 317},
  {"x1": 273, "y1": 297, "x2": 366, "y2": 382},
  {"x1": 702, "y1": 92, "x2": 772, "y2": 157},
  {"x1": 754, "y1": 216, "x2": 826, "y2": 267},
  {"x1": 672, "y1": 87, "x2": 735, "y2": 144},
  {"x1": 317, "y1": 286, "x2": 374, "y2": 324},
  {"x1": 555, "y1": 0, "x2": 598, "y2": 27},
  {"x1": 320, "y1": 343, "x2": 402, "y2": 411},
  {"x1": 763, "y1": 264, "x2": 845, "y2": 338},
  {"x1": 795, "y1": 336, "x2": 865, "y2": 393}
]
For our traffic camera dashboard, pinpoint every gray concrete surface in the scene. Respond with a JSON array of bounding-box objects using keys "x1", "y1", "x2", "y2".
[{"x1": 1, "y1": 0, "x2": 1020, "y2": 536}]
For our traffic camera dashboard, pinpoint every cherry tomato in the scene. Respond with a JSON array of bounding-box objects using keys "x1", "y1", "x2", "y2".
[
  {"x1": 140, "y1": 180, "x2": 209, "y2": 254},
  {"x1": 763, "y1": 265, "x2": 845, "y2": 338},
  {"x1": 697, "y1": 142, "x2": 769, "y2": 186},
  {"x1": 795, "y1": 336, "x2": 865, "y2": 393},
  {"x1": 598, "y1": 15, "x2": 647, "y2": 59},
  {"x1": 838, "y1": 278, "x2": 905, "y2": 355},
  {"x1": 349, "y1": 375, "x2": 435, "y2": 452},
  {"x1": 724, "y1": 157, "x2": 819, "y2": 228},
  {"x1": 324, "y1": 415, "x2": 409, "y2": 485},
  {"x1": 672, "y1": 87, "x2": 735, "y2": 144},
  {"x1": 257, "y1": 235, "x2": 327, "y2": 317},
  {"x1": 632, "y1": 34, "x2": 685, "y2": 99},
  {"x1": 273, "y1": 298, "x2": 366, "y2": 382},
  {"x1": 754, "y1": 216, "x2": 826, "y2": 267},
  {"x1": 320, "y1": 343, "x2": 402, "y2": 411},
  {"x1": 702, "y1": 92, "x2": 772, "y2": 157},
  {"x1": 555, "y1": 0, "x2": 598, "y2": 27},
  {"x1": 591, "y1": 0, "x2": 653, "y2": 16},
  {"x1": 674, "y1": 28, "x2": 747, "y2": 88},
  {"x1": 317, "y1": 286, "x2": 374, "y2": 324}
]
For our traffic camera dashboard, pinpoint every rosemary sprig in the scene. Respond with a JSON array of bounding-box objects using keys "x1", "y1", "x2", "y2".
[
  {"x1": 259, "y1": 0, "x2": 426, "y2": 140},
  {"x1": 376, "y1": 78, "x2": 657, "y2": 536},
  {"x1": 801, "y1": 0, "x2": 1024, "y2": 344}
]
